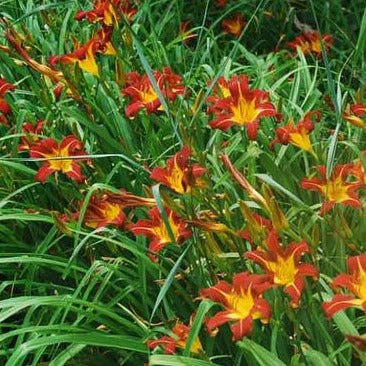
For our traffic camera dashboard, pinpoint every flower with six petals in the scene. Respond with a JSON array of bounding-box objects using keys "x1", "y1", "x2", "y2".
[
  {"x1": 245, "y1": 231, "x2": 319, "y2": 307},
  {"x1": 128, "y1": 207, "x2": 192, "y2": 261},
  {"x1": 301, "y1": 164, "x2": 364, "y2": 214},
  {"x1": 122, "y1": 67, "x2": 185, "y2": 117},
  {"x1": 207, "y1": 75, "x2": 278, "y2": 139},
  {"x1": 150, "y1": 146, "x2": 206, "y2": 194},
  {"x1": 200, "y1": 272, "x2": 272, "y2": 340},
  {"x1": 30, "y1": 135, "x2": 87, "y2": 183},
  {"x1": 222, "y1": 14, "x2": 246, "y2": 38}
]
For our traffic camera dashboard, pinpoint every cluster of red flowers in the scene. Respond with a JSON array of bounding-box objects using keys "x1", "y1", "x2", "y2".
[
  {"x1": 50, "y1": 0, "x2": 136, "y2": 76},
  {"x1": 3, "y1": 0, "x2": 366, "y2": 362}
]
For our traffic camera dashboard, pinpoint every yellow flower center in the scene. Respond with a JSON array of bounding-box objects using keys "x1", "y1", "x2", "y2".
[
  {"x1": 76, "y1": 44, "x2": 99, "y2": 76},
  {"x1": 103, "y1": 202, "x2": 121, "y2": 222},
  {"x1": 322, "y1": 177, "x2": 350, "y2": 202},
  {"x1": 231, "y1": 97, "x2": 261, "y2": 125},
  {"x1": 289, "y1": 131, "x2": 313, "y2": 152},
  {"x1": 226, "y1": 289, "x2": 255, "y2": 320},
  {"x1": 152, "y1": 214, "x2": 179, "y2": 243},
  {"x1": 140, "y1": 87, "x2": 158, "y2": 104},
  {"x1": 266, "y1": 256, "x2": 298, "y2": 285},
  {"x1": 48, "y1": 146, "x2": 73, "y2": 173},
  {"x1": 167, "y1": 163, "x2": 188, "y2": 193},
  {"x1": 310, "y1": 39, "x2": 322, "y2": 53}
]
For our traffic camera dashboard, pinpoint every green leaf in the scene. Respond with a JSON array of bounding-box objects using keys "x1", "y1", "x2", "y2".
[
  {"x1": 238, "y1": 338, "x2": 287, "y2": 366},
  {"x1": 149, "y1": 355, "x2": 221, "y2": 366}
]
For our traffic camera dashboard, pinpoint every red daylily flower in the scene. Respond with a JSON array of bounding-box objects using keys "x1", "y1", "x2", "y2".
[
  {"x1": 200, "y1": 272, "x2": 272, "y2": 340},
  {"x1": 207, "y1": 75, "x2": 278, "y2": 139},
  {"x1": 76, "y1": 193, "x2": 125, "y2": 229},
  {"x1": 179, "y1": 21, "x2": 197, "y2": 44},
  {"x1": 30, "y1": 135, "x2": 87, "y2": 183},
  {"x1": 222, "y1": 14, "x2": 246, "y2": 38},
  {"x1": 216, "y1": 0, "x2": 228, "y2": 7},
  {"x1": 348, "y1": 151, "x2": 366, "y2": 184},
  {"x1": 343, "y1": 103, "x2": 366, "y2": 129},
  {"x1": 122, "y1": 67, "x2": 185, "y2": 117},
  {"x1": 150, "y1": 146, "x2": 206, "y2": 194},
  {"x1": 75, "y1": 0, "x2": 137, "y2": 26},
  {"x1": 49, "y1": 28, "x2": 116, "y2": 76},
  {"x1": 323, "y1": 254, "x2": 366, "y2": 318},
  {"x1": 18, "y1": 120, "x2": 45, "y2": 151},
  {"x1": 270, "y1": 110, "x2": 321, "y2": 153},
  {"x1": 147, "y1": 321, "x2": 202, "y2": 355},
  {"x1": 0, "y1": 77, "x2": 15, "y2": 125},
  {"x1": 74, "y1": 190, "x2": 156, "y2": 229},
  {"x1": 287, "y1": 32, "x2": 333, "y2": 58},
  {"x1": 301, "y1": 164, "x2": 364, "y2": 214},
  {"x1": 206, "y1": 77, "x2": 231, "y2": 113},
  {"x1": 128, "y1": 207, "x2": 192, "y2": 261},
  {"x1": 245, "y1": 231, "x2": 318, "y2": 307}
]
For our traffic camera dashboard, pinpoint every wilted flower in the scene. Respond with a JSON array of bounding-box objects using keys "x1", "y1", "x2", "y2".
[
  {"x1": 323, "y1": 254, "x2": 366, "y2": 318},
  {"x1": 30, "y1": 135, "x2": 87, "y2": 183},
  {"x1": 207, "y1": 75, "x2": 278, "y2": 140},
  {"x1": 128, "y1": 207, "x2": 192, "y2": 261},
  {"x1": 245, "y1": 231, "x2": 318, "y2": 307},
  {"x1": 287, "y1": 31, "x2": 333, "y2": 58},
  {"x1": 301, "y1": 164, "x2": 363, "y2": 214},
  {"x1": 147, "y1": 321, "x2": 202, "y2": 354},
  {"x1": 200, "y1": 272, "x2": 272, "y2": 340},
  {"x1": 222, "y1": 14, "x2": 246, "y2": 37},
  {"x1": 74, "y1": 190, "x2": 155, "y2": 229},
  {"x1": 150, "y1": 146, "x2": 206, "y2": 194},
  {"x1": 122, "y1": 67, "x2": 185, "y2": 117}
]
